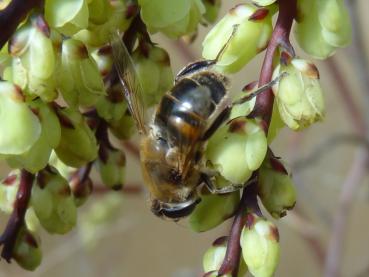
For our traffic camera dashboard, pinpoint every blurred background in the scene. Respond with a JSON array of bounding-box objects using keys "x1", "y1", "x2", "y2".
[{"x1": 1, "y1": 0, "x2": 369, "y2": 276}]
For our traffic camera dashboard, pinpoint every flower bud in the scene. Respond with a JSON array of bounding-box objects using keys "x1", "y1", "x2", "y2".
[
  {"x1": 108, "y1": 114, "x2": 136, "y2": 140},
  {"x1": 295, "y1": 0, "x2": 351, "y2": 59},
  {"x1": 45, "y1": 0, "x2": 89, "y2": 36},
  {"x1": 48, "y1": 151, "x2": 74, "y2": 180},
  {"x1": 0, "y1": 171, "x2": 21, "y2": 213},
  {"x1": 132, "y1": 44, "x2": 173, "y2": 107},
  {"x1": 6, "y1": 100, "x2": 61, "y2": 173},
  {"x1": 96, "y1": 146, "x2": 126, "y2": 190},
  {"x1": 95, "y1": 85, "x2": 128, "y2": 122},
  {"x1": 139, "y1": 0, "x2": 205, "y2": 38},
  {"x1": 317, "y1": 0, "x2": 351, "y2": 47},
  {"x1": 259, "y1": 157, "x2": 296, "y2": 218},
  {"x1": 73, "y1": 1, "x2": 133, "y2": 47},
  {"x1": 31, "y1": 167, "x2": 77, "y2": 234},
  {"x1": 54, "y1": 107, "x2": 98, "y2": 168},
  {"x1": 0, "y1": 81, "x2": 41, "y2": 155},
  {"x1": 240, "y1": 214, "x2": 280, "y2": 277},
  {"x1": 202, "y1": 4, "x2": 272, "y2": 73},
  {"x1": 57, "y1": 38, "x2": 106, "y2": 107},
  {"x1": 272, "y1": 59, "x2": 325, "y2": 130},
  {"x1": 13, "y1": 228, "x2": 42, "y2": 271},
  {"x1": 189, "y1": 190, "x2": 239, "y2": 232},
  {"x1": 203, "y1": 237, "x2": 247, "y2": 277},
  {"x1": 9, "y1": 16, "x2": 58, "y2": 102},
  {"x1": 202, "y1": 0, "x2": 221, "y2": 23},
  {"x1": 206, "y1": 118, "x2": 267, "y2": 185}
]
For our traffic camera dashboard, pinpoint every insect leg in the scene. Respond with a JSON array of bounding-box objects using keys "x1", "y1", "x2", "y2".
[
  {"x1": 200, "y1": 173, "x2": 244, "y2": 194},
  {"x1": 175, "y1": 24, "x2": 240, "y2": 82},
  {"x1": 201, "y1": 106, "x2": 231, "y2": 141}
]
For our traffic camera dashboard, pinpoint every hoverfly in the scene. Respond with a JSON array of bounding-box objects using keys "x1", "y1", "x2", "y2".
[{"x1": 110, "y1": 27, "x2": 281, "y2": 219}]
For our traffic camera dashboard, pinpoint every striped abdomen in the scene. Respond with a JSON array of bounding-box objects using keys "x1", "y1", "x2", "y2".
[{"x1": 154, "y1": 71, "x2": 229, "y2": 147}]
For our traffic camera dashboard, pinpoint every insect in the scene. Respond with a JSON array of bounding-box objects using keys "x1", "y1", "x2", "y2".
[{"x1": 110, "y1": 28, "x2": 281, "y2": 220}]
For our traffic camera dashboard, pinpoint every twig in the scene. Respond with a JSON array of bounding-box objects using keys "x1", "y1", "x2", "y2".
[
  {"x1": 0, "y1": 170, "x2": 34, "y2": 262},
  {"x1": 293, "y1": 134, "x2": 369, "y2": 171},
  {"x1": 0, "y1": 0, "x2": 43, "y2": 49},
  {"x1": 217, "y1": 1, "x2": 297, "y2": 276},
  {"x1": 324, "y1": 150, "x2": 368, "y2": 277}
]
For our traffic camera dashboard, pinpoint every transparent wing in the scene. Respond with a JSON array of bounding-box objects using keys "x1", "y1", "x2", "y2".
[{"x1": 110, "y1": 32, "x2": 147, "y2": 134}]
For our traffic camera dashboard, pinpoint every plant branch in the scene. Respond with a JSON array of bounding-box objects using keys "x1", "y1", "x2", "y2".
[
  {"x1": 0, "y1": 170, "x2": 34, "y2": 262},
  {"x1": 0, "y1": 0, "x2": 43, "y2": 49},
  {"x1": 217, "y1": 2, "x2": 297, "y2": 275}
]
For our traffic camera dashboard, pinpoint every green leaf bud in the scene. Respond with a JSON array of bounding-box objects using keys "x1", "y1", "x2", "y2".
[
  {"x1": 6, "y1": 100, "x2": 61, "y2": 173},
  {"x1": 295, "y1": 0, "x2": 351, "y2": 59},
  {"x1": 202, "y1": 4, "x2": 272, "y2": 73},
  {"x1": 272, "y1": 59, "x2": 325, "y2": 130},
  {"x1": 203, "y1": 236, "x2": 247, "y2": 277},
  {"x1": 96, "y1": 147, "x2": 126, "y2": 190},
  {"x1": 31, "y1": 167, "x2": 77, "y2": 234},
  {"x1": 0, "y1": 81, "x2": 41, "y2": 155},
  {"x1": 45, "y1": 0, "x2": 89, "y2": 36},
  {"x1": 202, "y1": 0, "x2": 221, "y2": 23},
  {"x1": 132, "y1": 44, "x2": 174, "y2": 107},
  {"x1": 13, "y1": 228, "x2": 42, "y2": 271},
  {"x1": 259, "y1": 157, "x2": 296, "y2": 218},
  {"x1": 206, "y1": 118, "x2": 267, "y2": 185},
  {"x1": 108, "y1": 114, "x2": 136, "y2": 140},
  {"x1": 189, "y1": 190, "x2": 240, "y2": 232},
  {"x1": 139, "y1": 0, "x2": 205, "y2": 38},
  {"x1": 54, "y1": 107, "x2": 98, "y2": 168},
  {"x1": 240, "y1": 214, "x2": 280, "y2": 277},
  {"x1": 58, "y1": 38, "x2": 106, "y2": 107}
]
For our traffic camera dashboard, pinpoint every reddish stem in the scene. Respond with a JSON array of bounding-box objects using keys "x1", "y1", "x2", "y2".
[
  {"x1": 0, "y1": 0, "x2": 43, "y2": 49},
  {"x1": 252, "y1": 0, "x2": 296, "y2": 127},
  {"x1": 0, "y1": 170, "x2": 34, "y2": 262},
  {"x1": 217, "y1": 1, "x2": 297, "y2": 276}
]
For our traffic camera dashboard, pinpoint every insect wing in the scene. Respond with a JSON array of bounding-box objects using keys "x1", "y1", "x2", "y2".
[{"x1": 110, "y1": 33, "x2": 147, "y2": 134}]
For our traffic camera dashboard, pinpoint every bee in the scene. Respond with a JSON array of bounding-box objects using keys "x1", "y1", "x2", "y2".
[{"x1": 110, "y1": 28, "x2": 281, "y2": 219}]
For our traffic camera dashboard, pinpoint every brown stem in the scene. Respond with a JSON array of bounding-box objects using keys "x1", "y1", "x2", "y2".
[
  {"x1": 0, "y1": 170, "x2": 34, "y2": 262},
  {"x1": 0, "y1": 0, "x2": 43, "y2": 49},
  {"x1": 217, "y1": 1, "x2": 297, "y2": 276},
  {"x1": 217, "y1": 182, "x2": 261, "y2": 276},
  {"x1": 252, "y1": 0, "x2": 296, "y2": 127}
]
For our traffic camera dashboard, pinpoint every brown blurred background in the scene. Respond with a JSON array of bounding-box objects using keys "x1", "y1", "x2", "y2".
[{"x1": 1, "y1": 0, "x2": 369, "y2": 276}]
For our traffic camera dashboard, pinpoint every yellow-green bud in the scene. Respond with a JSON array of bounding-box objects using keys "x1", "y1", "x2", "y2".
[
  {"x1": 240, "y1": 214, "x2": 280, "y2": 277},
  {"x1": 202, "y1": 4, "x2": 272, "y2": 73},
  {"x1": 6, "y1": 100, "x2": 61, "y2": 173},
  {"x1": 0, "y1": 81, "x2": 41, "y2": 155},
  {"x1": 13, "y1": 228, "x2": 42, "y2": 271},
  {"x1": 203, "y1": 237, "x2": 247, "y2": 277},
  {"x1": 295, "y1": 0, "x2": 351, "y2": 59},
  {"x1": 108, "y1": 113, "x2": 136, "y2": 140},
  {"x1": 96, "y1": 147, "x2": 126, "y2": 190},
  {"x1": 272, "y1": 59, "x2": 325, "y2": 130},
  {"x1": 31, "y1": 167, "x2": 77, "y2": 234},
  {"x1": 259, "y1": 157, "x2": 296, "y2": 218},
  {"x1": 132, "y1": 44, "x2": 173, "y2": 107},
  {"x1": 54, "y1": 107, "x2": 98, "y2": 168},
  {"x1": 57, "y1": 38, "x2": 106, "y2": 107},
  {"x1": 45, "y1": 0, "x2": 89, "y2": 36},
  {"x1": 139, "y1": 0, "x2": 205, "y2": 38},
  {"x1": 202, "y1": 0, "x2": 221, "y2": 23},
  {"x1": 206, "y1": 118, "x2": 267, "y2": 185},
  {"x1": 189, "y1": 190, "x2": 239, "y2": 232}
]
